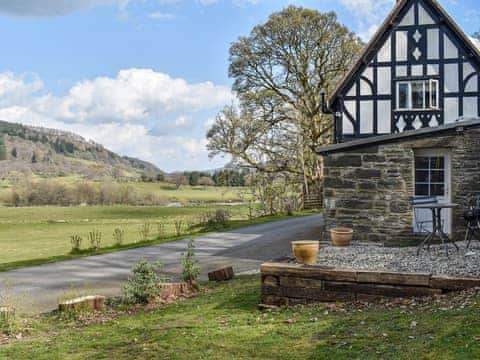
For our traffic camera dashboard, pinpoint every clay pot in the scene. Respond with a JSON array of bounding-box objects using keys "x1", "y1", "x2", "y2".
[
  {"x1": 330, "y1": 227, "x2": 353, "y2": 247},
  {"x1": 291, "y1": 241, "x2": 320, "y2": 265}
]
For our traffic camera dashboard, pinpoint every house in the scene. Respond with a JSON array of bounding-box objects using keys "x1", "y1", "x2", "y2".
[{"x1": 318, "y1": 0, "x2": 480, "y2": 244}]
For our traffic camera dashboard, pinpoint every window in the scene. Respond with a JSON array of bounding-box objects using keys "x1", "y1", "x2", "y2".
[
  {"x1": 415, "y1": 156, "x2": 445, "y2": 197},
  {"x1": 397, "y1": 79, "x2": 439, "y2": 110}
]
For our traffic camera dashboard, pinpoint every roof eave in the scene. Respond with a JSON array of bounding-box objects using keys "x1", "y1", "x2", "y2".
[{"x1": 316, "y1": 118, "x2": 480, "y2": 155}]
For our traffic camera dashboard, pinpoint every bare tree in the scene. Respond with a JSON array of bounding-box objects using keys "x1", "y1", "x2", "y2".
[
  {"x1": 207, "y1": 6, "x2": 362, "y2": 194},
  {"x1": 198, "y1": 176, "x2": 215, "y2": 187},
  {"x1": 168, "y1": 173, "x2": 188, "y2": 190}
]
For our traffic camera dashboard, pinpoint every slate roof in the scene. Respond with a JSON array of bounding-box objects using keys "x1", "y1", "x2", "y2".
[{"x1": 317, "y1": 118, "x2": 480, "y2": 155}]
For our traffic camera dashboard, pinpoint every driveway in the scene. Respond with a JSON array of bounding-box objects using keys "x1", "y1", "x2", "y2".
[{"x1": 0, "y1": 214, "x2": 322, "y2": 313}]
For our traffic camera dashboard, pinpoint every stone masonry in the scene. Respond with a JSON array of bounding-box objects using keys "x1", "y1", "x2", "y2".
[{"x1": 321, "y1": 128, "x2": 480, "y2": 245}]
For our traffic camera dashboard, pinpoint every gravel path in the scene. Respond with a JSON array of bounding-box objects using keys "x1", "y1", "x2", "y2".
[{"x1": 317, "y1": 241, "x2": 480, "y2": 277}]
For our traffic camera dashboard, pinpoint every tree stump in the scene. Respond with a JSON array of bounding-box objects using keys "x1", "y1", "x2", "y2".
[
  {"x1": 159, "y1": 282, "x2": 196, "y2": 300},
  {"x1": 208, "y1": 266, "x2": 234, "y2": 282},
  {"x1": 58, "y1": 295, "x2": 105, "y2": 312}
]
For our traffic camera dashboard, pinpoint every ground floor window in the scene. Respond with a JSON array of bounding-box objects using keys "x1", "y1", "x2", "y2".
[{"x1": 414, "y1": 156, "x2": 445, "y2": 197}]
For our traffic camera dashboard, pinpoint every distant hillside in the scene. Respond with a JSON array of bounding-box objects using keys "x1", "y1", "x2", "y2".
[{"x1": 0, "y1": 120, "x2": 162, "y2": 180}]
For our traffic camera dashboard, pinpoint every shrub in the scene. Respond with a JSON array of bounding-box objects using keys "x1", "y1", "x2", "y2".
[
  {"x1": 0, "y1": 282, "x2": 18, "y2": 335},
  {"x1": 70, "y1": 234, "x2": 83, "y2": 253},
  {"x1": 156, "y1": 222, "x2": 166, "y2": 239},
  {"x1": 174, "y1": 219, "x2": 184, "y2": 237},
  {"x1": 88, "y1": 229, "x2": 102, "y2": 250},
  {"x1": 113, "y1": 228, "x2": 125, "y2": 246},
  {"x1": 121, "y1": 260, "x2": 164, "y2": 304},
  {"x1": 181, "y1": 239, "x2": 200, "y2": 284},
  {"x1": 207, "y1": 209, "x2": 231, "y2": 228},
  {"x1": 285, "y1": 199, "x2": 295, "y2": 216},
  {"x1": 138, "y1": 223, "x2": 151, "y2": 242},
  {"x1": 0, "y1": 307, "x2": 16, "y2": 335}
]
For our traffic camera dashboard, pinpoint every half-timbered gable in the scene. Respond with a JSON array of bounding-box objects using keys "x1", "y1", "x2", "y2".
[{"x1": 328, "y1": 0, "x2": 480, "y2": 143}]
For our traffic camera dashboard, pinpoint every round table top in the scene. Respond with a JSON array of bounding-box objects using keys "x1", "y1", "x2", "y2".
[{"x1": 413, "y1": 203, "x2": 458, "y2": 209}]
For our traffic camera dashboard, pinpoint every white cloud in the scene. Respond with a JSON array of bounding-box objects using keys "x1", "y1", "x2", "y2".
[
  {"x1": 0, "y1": 70, "x2": 233, "y2": 171},
  {"x1": 147, "y1": 11, "x2": 175, "y2": 20},
  {"x1": 197, "y1": 0, "x2": 261, "y2": 7},
  {"x1": 0, "y1": 0, "x2": 120, "y2": 16},
  {"x1": 34, "y1": 69, "x2": 232, "y2": 124},
  {"x1": 469, "y1": 36, "x2": 480, "y2": 50},
  {"x1": 339, "y1": 0, "x2": 394, "y2": 41}
]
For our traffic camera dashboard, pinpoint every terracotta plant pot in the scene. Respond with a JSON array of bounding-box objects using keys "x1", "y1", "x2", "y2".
[
  {"x1": 291, "y1": 241, "x2": 320, "y2": 265},
  {"x1": 330, "y1": 227, "x2": 353, "y2": 247}
]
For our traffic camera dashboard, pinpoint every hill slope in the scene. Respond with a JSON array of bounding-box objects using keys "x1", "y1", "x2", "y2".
[{"x1": 0, "y1": 120, "x2": 161, "y2": 180}]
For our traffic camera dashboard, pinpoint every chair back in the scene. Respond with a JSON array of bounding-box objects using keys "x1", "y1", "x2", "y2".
[{"x1": 411, "y1": 196, "x2": 438, "y2": 206}]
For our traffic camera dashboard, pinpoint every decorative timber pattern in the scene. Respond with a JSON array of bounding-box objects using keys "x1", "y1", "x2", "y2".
[{"x1": 328, "y1": 0, "x2": 480, "y2": 142}]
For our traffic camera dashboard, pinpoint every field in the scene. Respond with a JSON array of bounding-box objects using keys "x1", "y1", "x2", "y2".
[
  {"x1": 0, "y1": 204, "x2": 297, "y2": 272},
  {"x1": 133, "y1": 182, "x2": 246, "y2": 203},
  {"x1": 0, "y1": 275, "x2": 479, "y2": 359},
  {"x1": 0, "y1": 177, "x2": 246, "y2": 205}
]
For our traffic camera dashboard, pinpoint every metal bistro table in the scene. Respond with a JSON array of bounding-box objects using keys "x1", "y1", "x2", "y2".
[{"x1": 414, "y1": 203, "x2": 459, "y2": 256}]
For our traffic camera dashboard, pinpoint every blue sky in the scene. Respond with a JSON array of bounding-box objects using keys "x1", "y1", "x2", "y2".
[{"x1": 0, "y1": 0, "x2": 478, "y2": 171}]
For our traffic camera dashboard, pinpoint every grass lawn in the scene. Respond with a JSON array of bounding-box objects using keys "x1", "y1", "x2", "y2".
[
  {"x1": 0, "y1": 276, "x2": 479, "y2": 359},
  {"x1": 0, "y1": 205, "x2": 312, "y2": 272}
]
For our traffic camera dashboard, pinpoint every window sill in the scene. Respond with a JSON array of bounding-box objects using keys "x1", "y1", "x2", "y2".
[{"x1": 394, "y1": 108, "x2": 442, "y2": 112}]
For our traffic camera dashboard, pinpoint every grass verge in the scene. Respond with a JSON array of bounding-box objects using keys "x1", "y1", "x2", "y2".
[
  {"x1": 0, "y1": 211, "x2": 315, "y2": 273},
  {"x1": 0, "y1": 275, "x2": 479, "y2": 359}
]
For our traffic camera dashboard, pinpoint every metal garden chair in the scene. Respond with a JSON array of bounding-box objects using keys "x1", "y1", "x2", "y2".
[
  {"x1": 464, "y1": 194, "x2": 480, "y2": 249},
  {"x1": 412, "y1": 196, "x2": 439, "y2": 234}
]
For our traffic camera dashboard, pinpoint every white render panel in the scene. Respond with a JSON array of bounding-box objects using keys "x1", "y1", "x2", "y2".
[
  {"x1": 418, "y1": 3, "x2": 435, "y2": 25},
  {"x1": 377, "y1": 100, "x2": 391, "y2": 134},
  {"x1": 396, "y1": 31, "x2": 408, "y2": 61},
  {"x1": 427, "y1": 29, "x2": 439, "y2": 59},
  {"x1": 360, "y1": 78, "x2": 372, "y2": 96},
  {"x1": 346, "y1": 84, "x2": 356, "y2": 97},
  {"x1": 465, "y1": 75, "x2": 478, "y2": 92},
  {"x1": 344, "y1": 101, "x2": 356, "y2": 121},
  {"x1": 396, "y1": 66, "x2": 407, "y2": 77},
  {"x1": 444, "y1": 97, "x2": 459, "y2": 123},
  {"x1": 377, "y1": 36, "x2": 391, "y2": 62},
  {"x1": 463, "y1": 97, "x2": 478, "y2": 117},
  {"x1": 399, "y1": 4, "x2": 415, "y2": 26},
  {"x1": 463, "y1": 62, "x2": 476, "y2": 80},
  {"x1": 377, "y1": 67, "x2": 391, "y2": 95},
  {"x1": 427, "y1": 64, "x2": 439, "y2": 76},
  {"x1": 411, "y1": 65, "x2": 423, "y2": 76},
  {"x1": 444, "y1": 63, "x2": 459, "y2": 93},
  {"x1": 362, "y1": 67, "x2": 373, "y2": 82},
  {"x1": 360, "y1": 101, "x2": 374, "y2": 134},
  {"x1": 342, "y1": 114, "x2": 354, "y2": 135},
  {"x1": 444, "y1": 34, "x2": 459, "y2": 59}
]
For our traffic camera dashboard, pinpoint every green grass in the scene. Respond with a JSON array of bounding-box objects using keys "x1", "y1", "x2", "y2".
[
  {"x1": 0, "y1": 177, "x2": 247, "y2": 205},
  {"x1": 0, "y1": 205, "x2": 312, "y2": 272},
  {"x1": 0, "y1": 276, "x2": 479, "y2": 359},
  {"x1": 134, "y1": 182, "x2": 246, "y2": 203}
]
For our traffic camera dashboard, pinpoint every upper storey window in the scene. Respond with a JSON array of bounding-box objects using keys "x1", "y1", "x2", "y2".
[{"x1": 397, "y1": 79, "x2": 439, "y2": 110}]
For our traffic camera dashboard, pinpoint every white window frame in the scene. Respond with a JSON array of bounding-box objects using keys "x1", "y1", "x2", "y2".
[{"x1": 396, "y1": 79, "x2": 439, "y2": 110}]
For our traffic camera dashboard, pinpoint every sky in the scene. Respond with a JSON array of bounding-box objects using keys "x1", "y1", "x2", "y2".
[{"x1": 0, "y1": 0, "x2": 478, "y2": 172}]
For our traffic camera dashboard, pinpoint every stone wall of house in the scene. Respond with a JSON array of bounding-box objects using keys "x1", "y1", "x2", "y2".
[
  {"x1": 322, "y1": 129, "x2": 480, "y2": 245},
  {"x1": 451, "y1": 129, "x2": 480, "y2": 240}
]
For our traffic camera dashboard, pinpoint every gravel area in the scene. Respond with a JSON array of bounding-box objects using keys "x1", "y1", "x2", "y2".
[{"x1": 317, "y1": 241, "x2": 480, "y2": 278}]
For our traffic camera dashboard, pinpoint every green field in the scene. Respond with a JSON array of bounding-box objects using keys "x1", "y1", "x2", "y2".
[
  {"x1": 1, "y1": 275, "x2": 479, "y2": 359},
  {"x1": 0, "y1": 204, "x2": 305, "y2": 272},
  {"x1": 0, "y1": 177, "x2": 246, "y2": 205},
  {"x1": 133, "y1": 182, "x2": 246, "y2": 203},
  {"x1": 0, "y1": 205, "x2": 237, "y2": 268}
]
